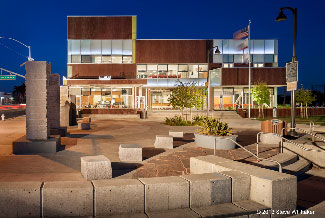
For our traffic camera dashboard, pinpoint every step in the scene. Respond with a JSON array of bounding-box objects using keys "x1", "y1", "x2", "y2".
[
  {"x1": 283, "y1": 158, "x2": 311, "y2": 175},
  {"x1": 191, "y1": 200, "x2": 270, "y2": 218},
  {"x1": 258, "y1": 153, "x2": 298, "y2": 168}
]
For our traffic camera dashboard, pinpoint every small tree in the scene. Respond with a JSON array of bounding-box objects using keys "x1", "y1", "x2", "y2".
[
  {"x1": 251, "y1": 82, "x2": 271, "y2": 118},
  {"x1": 296, "y1": 88, "x2": 316, "y2": 119},
  {"x1": 168, "y1": 80, "x2": 190, "y2": 118}
]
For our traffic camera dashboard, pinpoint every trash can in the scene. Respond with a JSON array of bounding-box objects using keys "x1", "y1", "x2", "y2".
[
  {"x1": 242, "y1": 109, "x2": 247, "y2": 118},
  {"x1": 140, "y1": 110, "x2": 147, "y2": 119}
]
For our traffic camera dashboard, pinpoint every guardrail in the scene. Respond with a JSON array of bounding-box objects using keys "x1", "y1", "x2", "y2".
[
  {"x1": 257, "y1": 128, "x2": 325, "y2": 158},
  {"x1": 226, "y1": 138, "x2": 282, "y2": 173}
]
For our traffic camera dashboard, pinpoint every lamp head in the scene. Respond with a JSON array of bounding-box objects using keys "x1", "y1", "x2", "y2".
[
  {"x1": 214, "y1": 46, "x2": 221, "y2": 54},
  {"x1": 275, "y1": 10, "x2": 287, "y2": 21}
]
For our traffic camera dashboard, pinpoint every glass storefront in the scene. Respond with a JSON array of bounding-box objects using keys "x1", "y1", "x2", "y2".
[{"x1": 73, "y1": 87, "x2": 133, "y2": 109}]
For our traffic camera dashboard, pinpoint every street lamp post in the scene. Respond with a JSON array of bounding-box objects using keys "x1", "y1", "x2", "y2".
[
  {"x1": 275, "y1": 7, "x2": 299, "y2": 137},
  {"x1": 0, "y1": 37, "x2": 34, "y2": 61},
  {"x1": 207, "y1": 46, "x2": 220, "y2": 117}
]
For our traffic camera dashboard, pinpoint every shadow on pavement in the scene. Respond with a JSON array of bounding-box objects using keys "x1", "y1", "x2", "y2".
[{"x1": 111, "y1": 162, "x2": 143, "y2": 178}]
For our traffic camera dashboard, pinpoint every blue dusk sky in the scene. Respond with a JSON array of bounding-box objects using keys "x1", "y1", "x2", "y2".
[{"x1": 0, "y1": 0, "x2": 324, "y2": 93}]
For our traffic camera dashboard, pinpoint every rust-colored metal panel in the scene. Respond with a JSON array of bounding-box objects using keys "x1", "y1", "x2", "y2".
[
  {"x1": 68, "y1": 64, "x2": 136, "y2": 79},
  {"x1": 68, "y1": 16, "x2": 132, "y2": 39},
  {"x1": 222, "y1": 67, "x2": 286, "y2": 86},
  {"x1": 136, "y1": 40, "x2": 207, "y2": 63},
  {"x1": 67, "y1": 79, "x2": 147, "y2": 85}
]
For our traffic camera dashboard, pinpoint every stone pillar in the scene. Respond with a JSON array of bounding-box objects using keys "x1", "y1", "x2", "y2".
[
  {"x1": 48, "y1": 74, "x2": 60, "y2": 130},
  {"x1": 25, "y1": 61, "x2": 50, "y2": 140}
]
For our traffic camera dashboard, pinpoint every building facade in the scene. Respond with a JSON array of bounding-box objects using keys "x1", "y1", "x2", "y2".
[{"x1": 65, "y1": 16, "x2": 286, "y2": 113}]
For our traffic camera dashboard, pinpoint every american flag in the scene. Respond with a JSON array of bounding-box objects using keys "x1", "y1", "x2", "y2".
[{"x1": 233, "y1": 27, "x2": 249, "y2": 39}]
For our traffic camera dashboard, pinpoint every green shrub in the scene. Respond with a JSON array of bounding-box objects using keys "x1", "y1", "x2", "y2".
[
  {"x1": 192, "y1": 114, "x2": 207, "y2": 125},
  {"x1": 165, "y1": 115, "x2": 192, "y2": 126},
  {"x1": 196, "y1": 116, "x2": 232, "y2": 136}
]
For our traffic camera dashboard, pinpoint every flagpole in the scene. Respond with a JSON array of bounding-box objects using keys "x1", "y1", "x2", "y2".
[{"x1": 248, "y1": 20, "x2": 251, "y2": 118}]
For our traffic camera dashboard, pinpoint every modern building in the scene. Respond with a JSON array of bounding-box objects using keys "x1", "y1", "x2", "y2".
[
  {"x1": 0, "y1": 92, "x2": 13, "y2": 105},
  {"x1": 64, "y1": 16, "x2": 286, "y2": 114}
]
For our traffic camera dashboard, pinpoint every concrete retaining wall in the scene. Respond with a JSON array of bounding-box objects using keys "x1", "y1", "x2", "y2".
[{"x1": 0, "y1": 172, "x2": 238, "y2": 217}]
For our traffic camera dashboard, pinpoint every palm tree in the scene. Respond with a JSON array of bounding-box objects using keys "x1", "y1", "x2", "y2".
[{"x1": 12, "y1": 83, "x2": 26, "y2": 104}]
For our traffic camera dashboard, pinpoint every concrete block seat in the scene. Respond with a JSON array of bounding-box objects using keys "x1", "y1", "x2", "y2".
[
  {"x1": 93, "y1": 179, "x2": 144, "y2": 217},
  {"x1": 81, "y1": 155, "x2": 112, "y2": 180},
  {"x1": 181, "y1": 173, "x2": 231, "y2": 208},
  {"x1": 139, "y1": 176, "x2": 189, "y2": 212},
  {"x1": 78, "y1": 120, "x2": 90, "y2": 130},
  {"x1": 154, "y1": 135, "x2": 173, "y2": 149},
  {"x1": 119, "y1": 144, "x2": 142, "y2": 162},
  {"x1": 169, "y1": 131, "x2": 184, "y2": 138}
]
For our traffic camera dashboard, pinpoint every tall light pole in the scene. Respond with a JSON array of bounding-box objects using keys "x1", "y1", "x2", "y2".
[
  {"x1": 207, "y1": 45, "x2": 221, "y2": 117},
  {"x1": 275, "y1": 7, "x2": 298, "y2": 137},
  {"x1": 0, "y1": 37, "x2": 34, "y2": 61}
]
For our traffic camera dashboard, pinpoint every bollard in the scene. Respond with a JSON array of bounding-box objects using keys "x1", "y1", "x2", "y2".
[{"x1": 1, "y1": 114, "x2": 4, "y2": 121}]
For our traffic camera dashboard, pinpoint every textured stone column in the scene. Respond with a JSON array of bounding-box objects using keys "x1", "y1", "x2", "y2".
[
  {"x1": 48, "y1": 74, "x2": 60, "y2": 129},
  {"x1": 25, "y1": 61, "x2": 50, "y2": 140}
]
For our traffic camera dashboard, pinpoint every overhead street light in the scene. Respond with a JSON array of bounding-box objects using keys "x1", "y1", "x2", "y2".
[
  {"x1": 275, "y1": 7, "x2": 299, "y2": 137},
  {"x1": 0, "y1": 37, "x2": 34, "y2": 61}
]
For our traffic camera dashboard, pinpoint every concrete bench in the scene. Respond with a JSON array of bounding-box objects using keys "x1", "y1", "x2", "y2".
[
  {"x1": 181, "y1": 173, "x2": 231, "y2": 208},
  {"x1": 154, "y1": 135, "x2": 173, "y2": 149},
  {"x1": 119, "y1": 144, "x2": 142, "y2": 162},
  {"x1": 169, "y1": 131, "x2": 184, "y2": 138},
  {"x1": 81, "y1": 155, "x2": 112, "y2": 180},
  {"x1": 78, "y1": 120, "x2": 90, "y2": 130}
]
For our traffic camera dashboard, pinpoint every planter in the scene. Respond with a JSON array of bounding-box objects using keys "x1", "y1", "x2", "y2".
[{"x1": 194, "y1": 133, "x2": 238, "y2": 150}]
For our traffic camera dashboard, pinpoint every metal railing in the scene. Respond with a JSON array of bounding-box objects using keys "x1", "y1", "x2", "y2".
[
  {"x1": 257, "y1": 128, "x2": 325, "y2": 157},
  {"x1": 226, "y1": 138, "x2": 282, "y2": 173},
  {"x1": 295, "y1": 125, "x2": 325, "y2": 144}
]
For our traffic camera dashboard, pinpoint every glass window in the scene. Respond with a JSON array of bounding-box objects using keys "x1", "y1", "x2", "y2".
[
  {"x1": 68, "y1": 55, "x2": 71, "y2": 64},
  {"x1": 158, "y1": 64, "x2": 167, "y2": 72},
  {"x1": 112, "y1": 55, "x2": 122, "y2": 63},
  {"x1": 112, "y1": 40, "x2": 123, "y2": 55},
  {"x1": 189, "y1": 65, "x2": 199, "y2": 78},
  {"x1": 223, "y1": 40, "x2": 230, "y2": 54},
  {"x1": 71, "y1": 40, "x2": 81, "y2": 55},
  {"x1": 265, "y1": 40, "x2": 274, "y2": 54},
  {"x1": 168, "y1": 65, "x2": 178, "y2": 78},
  {"x1": 68, "y1": 40, "x2": 72, "y2": 55},
  {"x1": 148, "y1": 65, "x2": 158, "y2": 78},
  {"x1": 102, "y1": 55, "x2": 111, "y2": 63},
  {"x1": 123, "y1": 56, "x2": 132, "y2": 63},
  {"x1": 178, "y1": 64, "x2": 188, "y2": 71},
  {"x1": 199, "y1": 65, "x2": 208, "y2": 71},
  {"x1": 264, "y1": 54, "x2": 274, "y2": 63},
  {"x1": 229, "y1": 40, "x2": 243, "y2": 54},
  {"x1": 253, "y1": 54, "x2": 264, "y2": 63},
  {"x1": 122, "y1": 40, "x2": 132, "y2": 55},
  {"x1": 102, "y1": 40, "x2": 111, "y2": 55},
  {"x1": 90, "y1": 40, "x2": 101, "y2": 55},
  {"x1": 213, "y1": 54, "x2": 223, "y2": 63},
  {"x1": 81, "y1": 55, "x2": 91, "y2": 63},
  {"x1": 223, "y1": 54, "x2": 234, "y2": 63},
  {"x1": 82, "y1": 88, "x2": 91, "y2": 96},
  {"x1": 137, "y1": 64, "x2": 147, "y2": 72},
  {"x1": 81, "y1": 40, "x2": 90, "y2": 55},
  {"x1": 213, "y1": 40, "x2": 223, "y2": 54},
  {"x1": 92, "y1": 55, "x2": 102, "y2": 63},
  {"x1": 252, "y1": 40, "x2": 264, "y2": 54},
  {"x1": 71, "y1": 55, "x2": 81, "y2": 63},
  {"x1": 234, "y1": 54, "x2": 243, "y2": 63}
]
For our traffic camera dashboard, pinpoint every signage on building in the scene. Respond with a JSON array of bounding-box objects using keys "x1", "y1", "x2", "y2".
[
  {"x1": 287, "y1": 81, "x2": 297, "y2": 91},
  {"x1": 0, "y1": 75, "x2": 16, "y2": 80},
  {"x1": 286, "y1": 61, "x2": 298, "y2": 83}
]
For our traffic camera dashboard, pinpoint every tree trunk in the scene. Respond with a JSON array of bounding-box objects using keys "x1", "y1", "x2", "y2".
[
  {"x1": 300, "y1": 103, "x2": 304, "y2": 118},
  {"x1": 190, "y1": 108, "x2": 192, "y2": 123},
  {"x1": 305, "y1": 103, "x2": 308, "y2": 119},
  {"x1": 262, "y1": 105, "x2": 264, "y2": 119},
  {"x1": 258, "y1": 105, "x2": 261, "y2": 118},
  {"x1": 181, "y1": 107, "x2": 184, "y2": 119}
]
